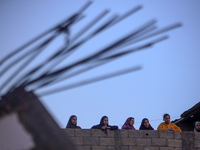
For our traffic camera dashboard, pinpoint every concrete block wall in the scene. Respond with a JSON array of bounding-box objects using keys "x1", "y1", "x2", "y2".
[{"x1": 63, "y1": 129, "x2": 200, "y2": 150}]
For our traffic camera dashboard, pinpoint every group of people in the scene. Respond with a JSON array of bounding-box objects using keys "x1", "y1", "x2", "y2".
[{"x1": 66, "y1": 113, "x2": 200, "y2": 132}]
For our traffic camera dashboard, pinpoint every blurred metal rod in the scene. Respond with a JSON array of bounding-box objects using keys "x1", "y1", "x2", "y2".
[
  {"x1": 36, "y1": 65, "x2": 142, "y2": 97},
  {"x1": 0, "y1": 1, "x2": 92, "y2": 65}
]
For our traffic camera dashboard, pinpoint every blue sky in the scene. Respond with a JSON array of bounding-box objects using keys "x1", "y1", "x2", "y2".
[{"x1": 1, "y1": 0, "x2": 200, "y2": 130}]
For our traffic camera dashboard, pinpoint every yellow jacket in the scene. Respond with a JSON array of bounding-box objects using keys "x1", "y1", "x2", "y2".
[{"x1": 157, "y1": 122, "x2": 182, "y2": 131}]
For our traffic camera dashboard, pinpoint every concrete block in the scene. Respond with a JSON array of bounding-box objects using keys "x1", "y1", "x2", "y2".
[
  {"x1": 160, "y1": 147, "x2": 175, "y2": 150},
  {"x1": 120, "y1": 130, "x2": 128, "y2": 137},
  {"x1": 129, "y1": 146, "x2": 143, "y2": 150},
  {"x1": 174, "y1": 132, "x2": 181, "y2": 139},
  {"x1": 120, "y1": 146, "x2": 129, "y2": 150},
  {"x1": 143, "y1": 130, "x2": 159, "y2": 138},
  {"x1": 149, "y1": 147, "x2": 159, "y2": 150},
  {"x1": 75, "y1": 129, "x2": 90, "y2": 137},
  {"x1": 92, "y1": 146, "x2": 107, "y2": 150},
  {"x1": 91, "y1": 129, "x2": 107, "y2": 137},
  {"x1": 167, "y1": 139, "x2": 182, "y2": 147},
  {"x1": 84, "y1": 137, "x2": 100, "y2": 146},
  {"x1": 71, "y1": 137, "x2": 84, "y2": 145},
  {"x1": 136, "y1": 138, "x2": 151, "y2": 146},
  {"x1": 174, "y1": 148, "x2": 182, "y2": 150},
  {"x1": 107, "y1": 130, "x2": 115, "y2": 137},
  {"x1": 195, "y1": 140, "x2": 200, "y2": 147},
  {"x1": 159, "y1": 131, "x2": 174, "y2": 139},
  {"x1": 129, "y1": 130, "x2": 143, "y2": 138},
  {"x1": 195, "y1": 132, "x2": 200, "y2": 139},
  {"x1": 100, "y1": 138, "x2": 115, "y2": 145},
  {"x1": 107, "y1": 146, "x2": 115, "y2": 150},
  {"x1": 152, "y1": 138, "x2": 167, "y2": 146},
  {"x1": 76, "y1": 145, "x2": 91, "y2": 150},
  {"x1": 121, "y1": 137, "x2": 136, "y2": 145},
  {"x1": 63, "y1": 129, "x2": 75, "y2": 136}
]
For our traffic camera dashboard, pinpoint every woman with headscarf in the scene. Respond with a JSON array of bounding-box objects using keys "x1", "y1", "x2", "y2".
[
  {"x1": 194, "y1": 121, "x2": 200, "y2": 132},
  {"x1": 121, "y1": 117, "x2": 136, "y2": 130},
  {"x1": 66, "y1": 115, "x2": 81, "y2": 129},
  {"x1": 139, "y1": 118, "x2": 154, "y2": 130},
  {"x1": 91, "y1": 116, "x2": 118, "y2": 130}
]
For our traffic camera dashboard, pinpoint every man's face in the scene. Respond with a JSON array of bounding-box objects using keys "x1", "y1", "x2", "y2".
[{"x1": 164, "y1": 115, "x2": 170, "y2": 124}]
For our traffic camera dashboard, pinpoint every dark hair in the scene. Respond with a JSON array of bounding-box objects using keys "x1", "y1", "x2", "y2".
[
  {"x1": 100, "y1": 116, "x2": 108, "y2": 126},
  {"x1": 66, "y1": 115, "x2": 77, "y2": 128},
  {"x1": 163, "y1": 113, "x2": 170, "y2": 119}
]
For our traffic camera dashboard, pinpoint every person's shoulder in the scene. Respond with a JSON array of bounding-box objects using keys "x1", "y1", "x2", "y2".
[
  {"x1": 169, "y1": 122, "x2": 177, "y2": 126},
  {"x1": 91, "y1": 124, "x2": 101, "y2": 129},
  {"x1": 109, "y1": 125, "x2": 118, "y2": 130},
  {"x1": 76, "y1": 126, "x2": 81, "y2": 129},
  {"x1": 158, "y1": 122, "x2": 165, "y2": 125}
]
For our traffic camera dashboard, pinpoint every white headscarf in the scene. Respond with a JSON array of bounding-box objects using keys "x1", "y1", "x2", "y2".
[{"x1": 194, "y1": 121, "x2": 200, "y2": 132}]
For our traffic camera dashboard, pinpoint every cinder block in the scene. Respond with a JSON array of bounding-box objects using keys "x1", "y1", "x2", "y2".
[
  {"x1": 159, "y1": 131, "x2": 174, "y2": 139},
  {"x1": 167, "y1": 139, "x2": 182, "y2": 147},
  {"x1": 129, "y1": 130, "x2": 143, "y2": 138},
  {"x1": 71, "y1": 137, "x2": 84, "y2": 145},
  {"x1": 107, "y1": 130, "x2": 115, "y2": 137},
  {"x1": 152, "y1": 138, "x2": 167, "y2": 146},
  {"x1": 75, "y1": 129, "x2": 91, "y2": 137},
  {"x1": 129, "y1": 146, "x2": 143, "y2": 150},
  {"x1": 84, "y1": 137, "x2": 100, "y2": 146},
  {"x1": 120, "y1": 146, "x2": 129, "y2": 150},
  {"x1": 63, "y1": 129, "x2": 75, "y2": 136},
  {"x1": 136, "y1": 138, "x2": 151, "y2": 146},
  {"x1": 121, "y1": 137, "x2": 136, "y2": 145},
  {"x1": 159, "y1": 147, "x2": 174, "y2": 150},
  {"x1": 174, "y1": 132, "x2": 181, "y2": 139},
  {"x1": 107, "y1": 146, "x2": 115, "y2": 150},
  {"x1": 143, "y1": 131, "x2": 159, "y2": 138},
  {"x1": 100, "y1": 138, "x2": 115, "y2": 145},
  {"x1": 174, "y1": 148, "x2": 182, "y2": 150},
  {"x1": 120, "y1": 130, "x2": 128, "y2": 137},
  {"x1": 149, "y1": 147, "x2": 159, "y2": 150},
  {"x1": 195, "y1": 133, "x2": 200, "y2": 139},
  {"x1": 195, "y1": 140, "x2": 200, "y2": 147},
  {"x1": 92, "y1": 146, "x2": 107, "y2": 150},
  {"x1": 91, "y1": 129, "x2": 107, "y2": 137},
  {"x1": 76, "y1": 145, "x2": 91, "y2": 150}
]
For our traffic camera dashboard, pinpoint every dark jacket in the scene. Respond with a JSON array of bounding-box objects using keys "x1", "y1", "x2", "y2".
[{"x1": 91, "y1": 116, "x2": 118, "y2": 130}]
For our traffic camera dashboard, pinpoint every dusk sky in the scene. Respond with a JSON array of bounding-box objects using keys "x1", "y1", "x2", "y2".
[{"x1": 1, "y1": 0, "x2": 200, "y2": 130}]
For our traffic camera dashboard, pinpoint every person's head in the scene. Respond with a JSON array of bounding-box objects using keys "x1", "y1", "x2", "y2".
[
  {"x1": 126, "y1": 117, "x2": 134, "y2": 126},
  {"x1": 100, "y1": 116, "x2": 108, "y2": 126},
  {"x1": 70, "y1": 115, "x2": 77, "y2": 125},
  {"x1": 66, "y1": 115, "x2": 78, "y2": 128},
  {"x1": 142, "y1": 118, "x2": 150, "y2": 128},
  {"x1": 163, "y1": 113, "x2": 170, "y2": 124},
  {"x1": 194, "y1": 121, "x2": 200, "y2": 131}
]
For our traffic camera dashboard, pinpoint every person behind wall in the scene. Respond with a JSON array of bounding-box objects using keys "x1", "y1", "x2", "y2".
[
  {"x1": 139, "y1": 118, "x2": 154, "y2": 130},
  {"x1": 157, "y1": 113, "x2": 181, "y2": 131},
  {"x1": 91, "y1": 116, "x2": 118, "y2": 131},
  {"x1": 121, "y1": 117, "x2": 136, "y2": 130},
  {"x1": 194, "y1": 121, "x2": 200, "y2": 132},
  {"x1": 66, "y1": 115, "x2": 81, "y2": 129}
]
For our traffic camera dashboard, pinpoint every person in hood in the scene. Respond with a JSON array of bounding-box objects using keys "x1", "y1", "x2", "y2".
[
  {"x1": 194, "y1": 121, "x2": 200, "y2": 132},
  {"x1": 66, "y1": 115, "x2": 81, "y2": 129},
  {"x1": 139, "y1": 118, "x2": 154, "y2": 130},
  {"x1": 121, "y1": 117, "x2": 136, "y2": 130},
  {"x1": 91, "y1": 116, "x2": 118, "y2": 130}
]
